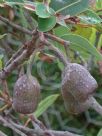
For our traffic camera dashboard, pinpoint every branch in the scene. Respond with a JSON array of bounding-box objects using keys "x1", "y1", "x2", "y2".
[
  {"x1": 0, "y1": 15, "x2": 70, "y2": 48},
  {"x1": 48, "y1": 45, "x2": 68, "y2": 65},
  {"x1": 0, "y1": 50, "x2": 27, "y2": 79},
  {"x1": 0, "y1": 40, "x2": 14, "y2": 57},
  {"x1": 0, "y1": 15, "x2": 32, "y2": 35},
  {"x1": 0, "y1": 32, "x2": 39, "y2": 80},
  {"x1": 9, "y1": 119, "x2": 82, "y2": 136},
  {"x1": 88, "y1": 97, "x2": 102, "y2": 116},
  {"x1": 5, "y1": 46, "x2": 24, "y2": 67},
  {"x1": 50, "y1": 130, "x2": 83, "y2": 136},
  {"x1": 44, "y1": 33, "x2": 70, "y2": 47},
  {"x1": 0, "y1": 131, "x2": 7, "y2": 136},
  {"x1": 0, "y1": 116, "x2": 27, "y2": 136},
  {"x1": 40, "y1": 37, "x2": 68, "y2": 66}
]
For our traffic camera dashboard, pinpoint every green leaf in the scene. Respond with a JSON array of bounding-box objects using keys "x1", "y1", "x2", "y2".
[
  {"x1": 0, "y1": 54, "x2": 3, "y2": 59},
  {"x1": 97, "y1": 129, "x2": 102, "y2": 136},
  {"x1": 34, "y1": 94, "x2": 59, "y2": 118},
  {"x1": 57, "y1": 17, "x2": 70, "y2": 30},
  {"x1": 72, "y1": 25, "x2": 96, "y2": 45},
  {"x1": 4, "y1": 0, "x2": 24, "y2": 6},
  {"x1": 5, "y1": 0, "x2": 24, "y2": 2},
  {"x1": 0, "y1": 34, "x2": 7, "y2": 39},
  {"x1": 95, "y1": 23, "x2": 102, "y2": 33},
  {"x1": 4, "y1": 0, "x2": 36, "y2": 7},
  {"x1": 0, "y1": 59, "x2": 2, "y2": 70},
  {"x1": 38, "y1": 16, "x2": 56, "y2": 32},
  {"x1": 0, "y1": 55, "x2": 3, "y2": 70},
  {"x1": 96, "y1": 0, "x2": 102, "y2": 9},
  {"x1": 35, "y1": 3, "x2": 55, "y2": 18},
  {"x1": 0, "y1": 0, "x2": 4, "y2": 3},
  {"x1": 79, "y1": 9, "x2": 102, "y2": 25},
  {"x1": 50, "y1": 0, "x2": 89, "y2": 16},
  {"x1": 61, "y1": 34, "x2": 102, "y2": 60}
]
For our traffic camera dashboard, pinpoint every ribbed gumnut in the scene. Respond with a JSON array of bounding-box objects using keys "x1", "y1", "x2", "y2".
[
  {"x1": 61, "y1": 89, "x2": 90, "y2": 114},
  {"x1": 13, "y1": 75, "x2": 40, "y2": 114},
  {"x1": 61, "y1": 63, "x2": 98, "y2": 102}
]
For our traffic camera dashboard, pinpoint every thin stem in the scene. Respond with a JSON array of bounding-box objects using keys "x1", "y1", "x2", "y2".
[
  {"x1": 0, "y1": 131, "x2": 8, "y2": 136},
  {"x1": 0, "y1": 50, "x2": 27, "y2": 79},
  {"x1": 48, "y1": 45, "x2": 68, "y2": 65},
  {"x1": 0, "y1": 116, "x2": 27, "y2": 136},
  {"x1": 10, "y1": 118, "x2": 82, "y2": 136},
  {"x1": 5, "y1": 46, "x2": 24, "y2": 67},
  {"x1": 27, "y1": 57, "x2": 32, "y2": 78},
  {"x1": 88, "y1": 97, "x2": 102, "y2": 116},
  {"x1": 45, "y1": 33, "x2": 70, "y2": 47},
  {"x1": 0, "y1": 15, "x2": 32, "y2": 35},
  {"x1": 0, "y1": 32, "x2": 38, "y2": 80},
  {"x1": 0, "y1": 104, "x2": 9, "y2": 112},
  {"x1": 27, "y1": 48, "x2": 42, "y2": 78},
  {"x1": 0, "y1": 15, "x2": 71, "y2": 49},
  {"x1": 45, "y1": 40, "x2": 68, "y2": 66},
  {"x1": 2, "y1": 80, "x2": 10, "y2": 99}
]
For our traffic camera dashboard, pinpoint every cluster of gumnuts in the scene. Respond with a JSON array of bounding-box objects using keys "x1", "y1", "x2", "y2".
[{"x1": 12, "y1": 51, "x2": 98, "y2": 115}]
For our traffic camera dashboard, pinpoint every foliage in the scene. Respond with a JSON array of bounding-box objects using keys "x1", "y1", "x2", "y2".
[{"x1": 0, "y1": 0, "x2": 102, "y2": 136}]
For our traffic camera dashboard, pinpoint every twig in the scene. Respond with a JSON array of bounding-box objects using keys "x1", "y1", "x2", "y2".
[
  {"x1": 0, "y1": 50, "x2": 27, "y2": 79},
  {"x1": 49, "y1": 130, "x2": 83, "y2": 136},
  {"x1": 0, "y1": 15, "x2": 32, "y2": 35},
  {"x1": 0, "y1": 116, "x2": 27, "y2": 136},
  {"x1": 0, "y1": 131, "x2": 8, "y2": 136},
  {"x1": 0, "y1": 15, "x2": 71, "y2": 48},
  {"x1": 44, "y1": 33, "x2": 70, "y2": 47},
  {"x1": 49, "y1": 45, "x2": 68, "y2": 65},
  {"x1": 0, "y1": 104, "x2": 9, "y2": 112},
  {"x1": 41, "y1": 39, "x2": 68, "y2": 66},
  {"x1": 5, "y1": 46, "x2": 24, "y2": 67},
  {"x1": 88, "y1": 97, "x2": 102, "y2": 116},
  {"x1": 0, "y1": 40, "x2": 14, "y2": 57},
  {"x1": 39, "y1": 32, "x2": 68, "y2": 65},
  {"x1": 0, "y1": 33, "x2": 39, "y2": 80},
  {"x1": 2, "y1": 80, "x2": 10, "y2": 99},
  {"x1": 29, "y1": 115, "x2": 54, "y2": 136},
  {"x1": 0, "y1": 97, "x2": 5, "y2": 102},
  {"x1": 10, "y1": 119, "x2": 82, "y2": 136}
]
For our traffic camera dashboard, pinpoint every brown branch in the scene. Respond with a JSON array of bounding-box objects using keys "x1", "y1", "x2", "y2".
[
  {"x1": 9, "y1": 119, "x2": 82, "y2": 136},
  {"x1": 0, "y1": 104, "x2": 9, "y2": 112},
  {"x1": 0, "y1": 15, "x2": 32, "y2": 35},
  {"x1": 0, "y1": 131, "x2": 8, "y2": 136},
  {"x1": 5, "y1": 46, "x2": 24, "y2": 67},
  {"x1": 0, "y1": 32, "x2": 39, "y2": 80},
  {"x1": 48, "y1": 45, "x2": 68, "y2": 65},
  {"x1": 39, "y1": 35, "x2": 68, "y2": 65},
  {"x1": 0, "y1": 40, "x2": 14, "y2": 57},
  {"x1": 0, "y1": 116, "x2": 27, "y2": 136},
  {"x1": 88, "y1": 97, "x2": 102, "y2": 116},
  {"x1": 44, "y1": 33, "x2": 70, "y2": 47},
  {"x1": 0, "y1": 113, "x2": 82, "y2": 136},
  {"x1": 0, "y1": 15, "x2": 71, "y2": 48},
  {"x1": 50, "y1": 130, "x2": 83, "y2": 136},
  {"x1": 0, "y1": 50, "x2": 27, "y2": 79}
]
